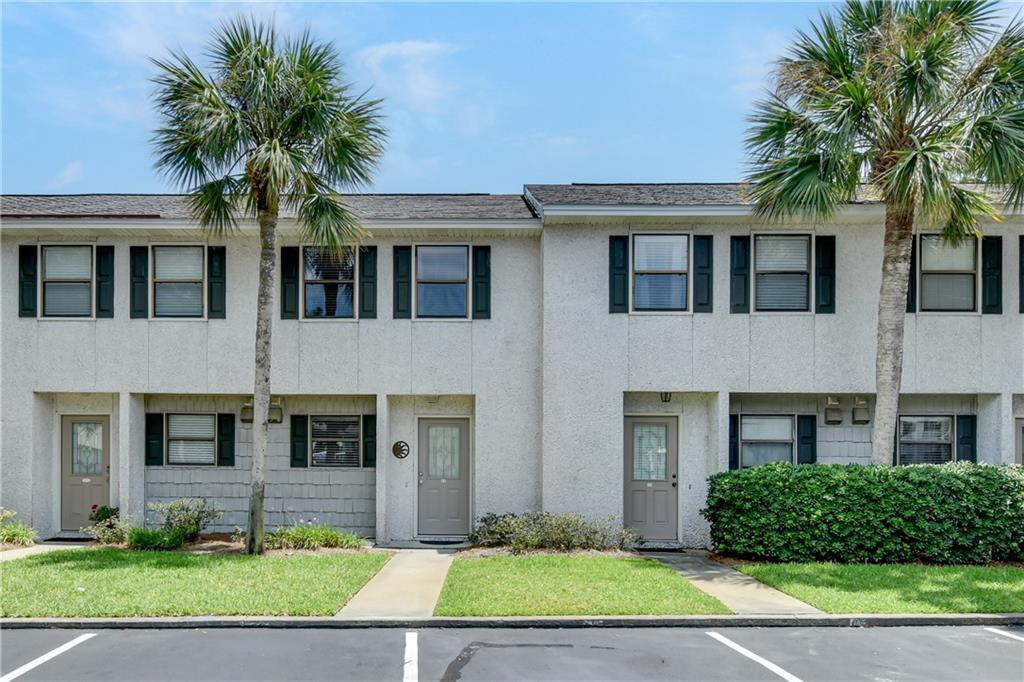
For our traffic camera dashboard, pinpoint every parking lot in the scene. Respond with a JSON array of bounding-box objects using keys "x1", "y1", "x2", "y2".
[{"x1": 1, "y1": 625, "x2": 1021, "y2": 682}]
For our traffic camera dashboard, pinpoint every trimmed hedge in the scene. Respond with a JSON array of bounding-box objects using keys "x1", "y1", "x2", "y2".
[{"x1": 702, "y1": 462, "x2": 1024, "y2": 564}]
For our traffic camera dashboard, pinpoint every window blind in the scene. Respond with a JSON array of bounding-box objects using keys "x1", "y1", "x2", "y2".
[
  {"x1": 417, "y1": 246, "x2": 468, "y2": 317},
  {"x1": 43, "y1": 246, "x2": 91, "y2": 278},
  {"x1": 755, "y1": 235, "x2": 809, "y2": 271},
  {"x1": 417, "y1": 246, "x2": 468, "y2": 280},
  {"x1": 311, "y1": 416, "x2": 361, "y2": 467},
  {"x1": 166, "y1": 414, "x2": 216, "y2": 465},
  {"x1": 898, "y1": 416, "x2": 953, "y2": 465},
  {"x1": 42, "y1": 246, "x2": 92, "y2": 317},
  {"x1": 154, "y1": 247, "x2": 203, "y2": 280},
  {"x1": 921, "y1": 236, "x2": 975, "y2": 271},
  {"x1": 633, "y1": 235, "x2": 687, "y2": 271}
]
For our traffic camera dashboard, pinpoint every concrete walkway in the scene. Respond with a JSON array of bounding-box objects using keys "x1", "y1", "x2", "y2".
[
  {"x1": 0, "y1": 541, "x2": 91, "y2": 562},
  {"x1": 338, "y1": 549, "x2": 455, "y2": 618},
  {"x1": 644, "y1": 551, "x2": 823, "y2": 615}
]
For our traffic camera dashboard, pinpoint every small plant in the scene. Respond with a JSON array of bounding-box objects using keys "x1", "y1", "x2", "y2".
[
  {"x1": 90, "y1": 505, "x2": 119, "y2": 523},
  {"x1": 0, "y1": 508, "x2": 36, "y2": 547},
  {"x1": 266, "y1": 522, "x2": 363, "y2": 550},
  {"x1": 147, "y1": 498, "x2": 222, "y2": 543},
  {"x1": 126, "y1": 526, "x2": 187, "y2": 551},
  {"x1": 82, "y1": 505, "x2": 126, "y2": 545},
  {"x1": 470, "y1": 512, "x2": 641, "y2": 553}
]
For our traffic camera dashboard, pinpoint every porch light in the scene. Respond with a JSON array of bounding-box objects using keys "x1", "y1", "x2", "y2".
[
  {"x1": 240, "y1": 398, "x2": 284, "y2": 424},
  {"x1": 824, "y1": 396, "x2": 843, "y2": 425},
  {"x1": 852, "y1": 397, "x2": 871, "y2": 425},
  {"x1": 660, "y1": 392, "x2": 672, "y2": 403}
]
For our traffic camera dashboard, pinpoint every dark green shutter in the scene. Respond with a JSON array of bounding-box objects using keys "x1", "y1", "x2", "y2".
[
  {"x1": 217, "y1": 413, "x2": 235, "y2": 466},
  {"x1": 693, "y1": 235, "x2": 713, "y2": 313},
  {"x1": 290, "y1": 414, "x2": 308, "y2": 467},
  {"x1": 797, "y1": 415, "x2": 817, "y2": 464},
  {"x1": 145, "y1": 413, "x2": 164, "y2": 466},
  {"x1": 280, "y1": 246, "x2": 299, "y2": 319},
  {"x1": 906, "y1": 238, "x2": 917, "y2": 313},
  {"x1": 981, "y1": 236, "x2": 1002, "y2": 314},
  {"x1": 18, "y1": 245, "x2": 37, "y2": 317},
  {"x1": 730, "y1": 236, "x2": 750, "y2": 313},
  {"x1": 130, "y1": 246, "x2": 149, "y2": 318},
  {"x1": 956, "y1": 415, "x2": 977, "y2": 463},
  {"x1": 358, "y1": 246, "x2": 378, "y2": 319},
  {"x1": 393, "y1": 246, "x2": 412, "y2": 319},
  {"x1": 95, "y1": 246, "x2": 115, "y2": 318},
  {"x1": 815, "y1": 235, "x2": 836, "y2": 314},
  {"x1": 207, "y1": 246, "x2": 226, "y2": 319},
  {"x1": 728, "y1": 415, "x2": 739, "y2": 470},
  {"x1": 362, "y1": 414, "x2": 377, "y2": 468},
  {"x1": 609, "y1": 236, "x2": 628, "y2": 313},
  {"x1": 472, "y1": 245, "x2": 491, "y2": 319}
]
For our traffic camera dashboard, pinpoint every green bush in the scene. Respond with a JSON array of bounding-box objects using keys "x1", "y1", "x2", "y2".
[
  {"x1": 148, "y1": 498, "x2": 222, "y2": 542},
  {"x1": 265, "y1": 523, "x2": 363, "y2": 550},
  {"x1": 702, "y1": 462, "x2": 1024, "y2": 564},
  {"x1": 470, "y1": 512, "x2": 641, "y2": 553},
  {"x1": 125, "y1": 526, "x2": 188, "y2": 551},
  {"x1": 0, "y1": 508, "x2": 36, "y2": 547}
]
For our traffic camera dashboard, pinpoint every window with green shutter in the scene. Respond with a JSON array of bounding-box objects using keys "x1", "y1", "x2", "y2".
[
  {"x1": 95, "y1": 246, "x2": 115, "y2": 318},
  {"x1": 608, "y1": 235, "x2": 628, "y2": 313}
]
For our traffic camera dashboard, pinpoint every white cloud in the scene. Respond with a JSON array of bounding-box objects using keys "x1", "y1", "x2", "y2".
[
  {"x1": 728, "y1": 30, "x2": 789, "y2": 103},
  {"x1": 52, "y1": 161, "x2": 84, "y2": 189},
  {"x1": 357, "y1": 40, "x2": 461, "y2": 114}
]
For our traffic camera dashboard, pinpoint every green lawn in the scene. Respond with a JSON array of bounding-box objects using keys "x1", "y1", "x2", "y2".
[
  {"x1": 435, "y1": 555, "x2": 730, "y2": 616},
  {"x1": 739, "y1": 562, "x2": 1024, "y2": 614},
  {"x1": 0, "y1": 547, "x2": 390, "y2": 617}
]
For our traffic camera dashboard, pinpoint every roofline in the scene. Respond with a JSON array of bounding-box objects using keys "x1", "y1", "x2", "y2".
[{"x1": 0, "y1": 217, "x2": 543, "y2": 232}]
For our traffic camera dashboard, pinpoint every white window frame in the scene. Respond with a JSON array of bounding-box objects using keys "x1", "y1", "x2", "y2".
[
  {"x1": 150, "y1": 244, "x2": 206, "y2": 320},
  {"x1": 896, "y1": 414, "x2": 957, "y2": 466},
  {"x1": 413, "y1": 243, "x2": 471, "y2": 320},
  {"x1": 300, "y1": 246, "x2": 359, "y2": 321},
  {"x1": 38, "y1": 243, "x2": 95, "y2": 319},
  {"x1": 917, "y1": 233, "x2": 980, "y2": 314},
  {"x1": 629, "y1": 233, "x2": 691, "y2": 314},
  {"x1": 308, "y1": 414, "x2": 367, "y2": 469},
  {"x1": 751, "y1": 233, "x2": 814, "y2": 314},
  {"x1": 739, "y1": 414, "x2": 796, "y2": 468},
  {"x1": 164, "y1": 413, "x2": 218, "y2": 467}
]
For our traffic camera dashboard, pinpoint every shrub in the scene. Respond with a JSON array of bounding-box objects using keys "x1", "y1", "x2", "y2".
[
  {"x1": 90, "y1": 505, "x2": 119, "y2": 523},
  {"x1": 0, "y1": 508, "x2": 36, "y2": 546},
  {"x1": 125, "y1": 526, "x2": 187, "y2": 551},
  {"x1": 470, "y1": 512, "x2": 641, "y2": 553},
  {"x1": 702, "y1": 462, "x2": 1024, "y2": 564},
  {"x1": 148, "y1": 498, "x2": 222, "y2": 542},
  {"x1": 82, "y1": 506, "x2": 126, "y2": 545},
  {"x1": 266, "y1": 523, "x2": 363, "y2": 550}
]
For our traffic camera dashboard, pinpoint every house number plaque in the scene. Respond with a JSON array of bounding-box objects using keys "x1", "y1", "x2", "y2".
[{"x1": 392, "y1": 441, "x2": 410, "y2": 459}]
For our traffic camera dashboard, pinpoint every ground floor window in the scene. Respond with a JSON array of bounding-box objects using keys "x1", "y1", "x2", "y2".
[
  {"x1": 310, "y1": 415, "x2": 361, "y2": 467},
  {"x1": 166, "y1": 414, "x2": 217, "y2": 465},
  {"x1": 897, "y1": 415, "x2": 953, "y2": 465},
  {"x1": 739, "y1": 415, "x2": 794, "y2": 467}
]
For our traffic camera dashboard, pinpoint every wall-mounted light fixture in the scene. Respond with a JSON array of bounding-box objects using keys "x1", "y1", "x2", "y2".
[
  {"x1": 824, "y1": 396, "x2": 843, "y2": 425},
  {"x1": 240, "y1": 398, "x2": 284, "y2": 424},
  {"x1": 852, "y1": 396, "x2": 871, "y2": 424},
  {"x1": 660, "y1": 392, "x2": 672, "y2": 403}
]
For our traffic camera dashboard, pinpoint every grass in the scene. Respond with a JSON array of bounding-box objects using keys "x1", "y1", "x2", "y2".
[
  {"x1": 738, "y1": 562, "x2": 1024, "y2": 614},
  {"x1": 266, "y1": 524, "x2": 363, "y2": 550},
  {"x1": 434, "y1": 555, "x2": 730, "y2": 616},
  {"x1": 0, "y1": 547, "x2": 390, "y2": 617}
]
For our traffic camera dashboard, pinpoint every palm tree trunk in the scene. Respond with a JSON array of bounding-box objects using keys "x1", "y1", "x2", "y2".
[
  {"x1": 870, "y1": 204, "x2": 915, "y2": 466},
  {"x1": 246, "y1": 208, "x2": 278, "y2": 554}
]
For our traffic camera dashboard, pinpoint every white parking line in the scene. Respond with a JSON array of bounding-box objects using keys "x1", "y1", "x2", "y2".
[
  {"x1": 0, "y1": 633, "x2": 96, "y2": 682},
  {"x1": 403, "y1": 631, "x2": 418, "y2": 682},
  {"x1": 984, "y1": 627, "x2": 1024, "y2": 644},
  {"x1": 706, "y1": 631, "x2": 803, "y2": 682}
]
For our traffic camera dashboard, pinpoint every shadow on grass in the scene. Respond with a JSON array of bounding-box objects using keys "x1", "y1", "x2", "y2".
[{"x1": 20, "y1": 547, "x2": 259, "y2": 571}]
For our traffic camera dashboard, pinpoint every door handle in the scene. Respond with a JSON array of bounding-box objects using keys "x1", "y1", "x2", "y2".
[{"x1": 671, "y1": 482, "x2": 677, "y2": 487}]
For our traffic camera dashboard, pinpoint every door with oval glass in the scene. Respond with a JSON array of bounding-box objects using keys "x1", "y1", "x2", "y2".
[
  {"x1": 417, "y1": 418, "x2": 470, "y2": 536},
  {"x1": 61, "y1": 415, "x2": 110, "y2": 531},
  {"x1": 624, "y1": 416, "x2": 678, "y2": 540}
]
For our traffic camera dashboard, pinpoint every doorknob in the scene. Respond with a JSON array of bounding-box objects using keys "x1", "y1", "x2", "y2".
[{"x1": 671, "y1": 482, "x2": 677, "y2": 487}]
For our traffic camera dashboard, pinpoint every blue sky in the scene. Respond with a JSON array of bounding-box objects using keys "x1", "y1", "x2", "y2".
[{"x1": 0, "y1": 1, "x2": 935, "y2": 194}]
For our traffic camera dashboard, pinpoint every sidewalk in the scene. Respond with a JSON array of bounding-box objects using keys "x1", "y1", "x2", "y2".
[
  {"x1": 643, "y1": 550, "x2": 823, "y2": 615},
  {"x1": 0, "y1": 541, "x2": 90, "y2": 563},
  {"x1": 337, "y1": 549, "x2": 455, "y2": 618}
]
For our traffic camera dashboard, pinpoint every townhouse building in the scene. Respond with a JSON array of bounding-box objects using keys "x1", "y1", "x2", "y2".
[{"x1": 2, "y1": 185, "x2": 1022, "y2": 547}]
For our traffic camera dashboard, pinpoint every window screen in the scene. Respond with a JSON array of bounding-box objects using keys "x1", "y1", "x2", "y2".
[
  {"x1": 416, "y1": 246, "x2": 468, "y2": 317},
  {"x1": 153, "y1": 246, "x2": 204, "y2": 317},
  {"x1": 42, "y1": 246, "x2": 92, "y2": 317},
  {"x1": 920, "y1": 235, "x2": 977, "y2": 312},
  {"x1": 740, "y1": 415, "x2": 794, "y2": 467},
  {"x1": 304, "y1": 247, "x2": 355, "y2": 318},
  {"x1": 898, "y1": 416, "x2": 954, "y2": 464},
  {"x1": 166, "y1": 414, "x2": 216, "y2": 465},
  {"x1": 633, "y1": 235, "x2": 688, "y2": 311},
  {"x1": 754, "y1": 235, "x2": 810, "y2": 311},
  {"x1": 311, "y1": 416, "x2": 361, "y2": 467}
]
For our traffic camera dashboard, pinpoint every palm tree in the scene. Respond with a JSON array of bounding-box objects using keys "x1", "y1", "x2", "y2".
[
  {"x1": 151, "y1": 17, "x2": 386, "y2": 553},
  {"x1": 745, "y1": 0, "x2": 1023, "y2": 465}
]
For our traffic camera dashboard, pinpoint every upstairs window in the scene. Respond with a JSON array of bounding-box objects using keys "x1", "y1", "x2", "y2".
[
  {"x1": 166, "y1": 414, "x2": 216, "y2": 466},
  {"x1": 920, "y1": 235, "x2": 977, "y2": 312},
  {"x1": 153, "y1": 246, "x2": 204, "y2": 317},
  {"x1": 897, "y1": 416, "x2": 953, "y2": 464},
  {"x1": 754, "y1": 235, "x2": 810, "y2": 311},
  {"x1": 632, "y1": 235, "x2": 688, "y2": 311},
  {"x1": 41, "y1": 245, "x2": 92, "y2": 317},
  {"x1": 310, "y1": 416, "x2": 361, "y2": 467},
  {"x1": 416, "y1": 246, "x2": 468, "y2": 318},
  {"x1": 740, "y1": 415, "x2": 794, "y2": 467},
  {"x1": 303, "y1": 247, "x2": 355, "y2": 318}
]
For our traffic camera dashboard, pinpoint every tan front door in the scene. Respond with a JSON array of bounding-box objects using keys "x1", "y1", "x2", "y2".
[
  {"x1": 417, "y1": 418, "x2": 470, "y2": 536},
  {"x1": 61, "y1": 415, "x2": 110, "y2": 531},
  {"x1": 624, "y1": 416, "x2": 678, "y2": 541}
]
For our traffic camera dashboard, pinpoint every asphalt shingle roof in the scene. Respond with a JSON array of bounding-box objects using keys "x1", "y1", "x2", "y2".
[
  {"x1": 0, "y1": 194, "x2": 537, "y2": 221},
  {"x1": 524, "y1": 183, "x2": 759, "y2": 207}
]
